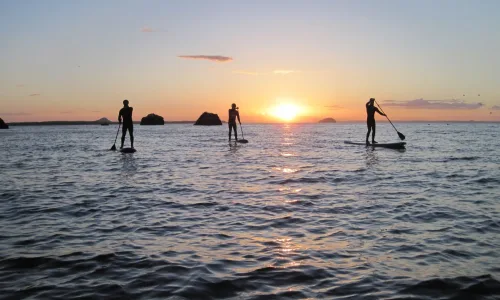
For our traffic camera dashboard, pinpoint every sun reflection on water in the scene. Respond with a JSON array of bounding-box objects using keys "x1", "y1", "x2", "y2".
[{"x1": 273, "y1": 167, "x2": 299, "y2": 173}]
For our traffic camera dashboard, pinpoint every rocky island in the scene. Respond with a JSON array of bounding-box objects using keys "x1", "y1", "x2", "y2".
[
  {"x1": 140, "y1": 113, "x2": 165, "y2": 125},
  {"x1": 96, "y1": 117, "x2": 112, "y2": 125},
  {"x1": 319, "y1": 117, "x2": 337, "y2": 123},
  {"x1": 194, "y1": 112, "x2": 222, "y2": 125},
  {"x1": 0, "y1": 118, "x2": 9, "y2": 129}
]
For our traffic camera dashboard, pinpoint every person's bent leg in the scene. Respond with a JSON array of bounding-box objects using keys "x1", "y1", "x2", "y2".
[
  {"x1": 228, "y1": 124, "x2": 232, "y2": 141},
  {"x1": 234, "y1": 124, "x2": 238, "y2": 140},
  {"x1": 129, "y1": 126, "x2": 134, "y2": 148},
  {"x1": 121, "y1": 126, "x2": 127, "y2": 148},
  {"x1": 372, "y1": 124, "x2": 377, "y2": 143},
  {"x1": 366, "y1": 123, "x2": 371, "y2": 144}
]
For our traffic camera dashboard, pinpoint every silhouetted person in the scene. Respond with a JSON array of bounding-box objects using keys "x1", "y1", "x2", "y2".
[
  {"x1": 228, "y1": 103, "x2": 241, "y2": 141},
  {"x1": 366, "y1": 98, "x2": 385, "y2": 144},
  {"x1": 119, "y1": 99, "x2": 134, "y2": 149}
]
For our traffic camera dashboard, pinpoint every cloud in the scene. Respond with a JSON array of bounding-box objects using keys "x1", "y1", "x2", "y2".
[
  {"x1": 16, "y1": 84, "x2": 24, "y2": 88},
  {"x1": 325, "y1": 105, "x2": 344, "y2": 110},
  {"x1": 91, "y1": 110, "x2": 101, "y2": 113},
  {"x1": 233, "y1": 70, "x2": 260, "y2": 75},
  {"x1": 491, "y1": 105, "x2": 500, "y2": 110},
  {"x1": 178, "y1": 55, "x2": 233, "y2": 63},
  {"x1": 29, "y1": 94, "x2": 40, "y2": 97},
  {"x1": 382, "y1": 98, "x2": 483, "y2": 110},
  {"x1": 1, "y1": 112, "x2": 31, "y2": 116},
  {"x1": 59, "y1": 111, "x2": 74, "y2": 114},
  {"x1": 141, "y1": 26, "x2": 166, "y2": 33},
  {"x1": 274, "y1": 70, "x2": 300, "y2": 75}
]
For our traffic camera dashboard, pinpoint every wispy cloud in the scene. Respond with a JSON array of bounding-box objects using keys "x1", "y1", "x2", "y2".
[
  {"x1": 233, "y1": 70, "x2": 260, "y2": 76},
  {"x1": 491, "y1": 105, "x2": 500, "y2": 111},
  {"x1": 16, "y1": 84, "x2": 24, "y2": 88},
  {"x1": 1, "y1": 112, "x2": 31, "y2": 116},
  {"x1": 274, "y1": 70, "x2": 300, "y2": 75},
  {"x1": 141, "y1": 26, "x2": 167, "y2": 33},
  {"x1": 91, "y1": 110, "x2": 101, "y2": 113},
  {"x1": 59, "y1": 111, "x2": 74, "y2": 114},
  {"x1": 178, "y1": 55, "x2": 233, "y2": 63},
  {"x1": 382, "y1": 99, "x2": 483, "y2": 110},
  {"x1": 325, "y1": 105, "x2": 344, "y2": 110},
  {"x1": 29, "y1": 94, "x2": 40, "y2": 97}
]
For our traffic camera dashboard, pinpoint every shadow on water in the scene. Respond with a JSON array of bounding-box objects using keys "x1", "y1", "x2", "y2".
[
  {"x1": 121, "y1": 153, "x2": 137, "y2": 177},
  {"x1": 228, "y1": 141, "x2": 240, "y2": 154},
  {"x1": 364, "y1": 147, "x2": 379, "y2": 167},
  {"x1": 364, "y1": 146, "x2": 405, "y2": 167}
]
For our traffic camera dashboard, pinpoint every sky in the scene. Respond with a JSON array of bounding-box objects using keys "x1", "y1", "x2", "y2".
[{"x1": 1, "y1": 0, "x2": 499, "y2": 123}]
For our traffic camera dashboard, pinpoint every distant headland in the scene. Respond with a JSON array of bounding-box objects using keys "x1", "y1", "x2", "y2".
[
  {"x1": 7, "y1": 118, "x2": 195, "y2": 126},
  {"x1": 319, "y1": 117, "x2": 337, "y2": 123}
]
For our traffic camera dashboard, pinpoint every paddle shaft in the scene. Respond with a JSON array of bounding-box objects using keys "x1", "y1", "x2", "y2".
[
  {"x1": 239, "y1": 123, "x2": 245, "y2": 139},
  {"x1": 374, "y1": 100, "x2": 399, "y2": 133},
  {"x1": 113, "y1": 123, "x2": 121, "y2": 144}
]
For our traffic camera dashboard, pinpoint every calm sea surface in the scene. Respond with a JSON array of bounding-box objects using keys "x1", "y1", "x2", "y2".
[{"x1": 1, "y1": 123, "x2": 499, "y2": 299}]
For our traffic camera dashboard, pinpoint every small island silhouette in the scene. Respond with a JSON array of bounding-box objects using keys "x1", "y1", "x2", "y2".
[
  {"x1": 97, "y1": 117, "x2": 112, "y2": 125},
  {"x1": 319, "y1": 117, "x2": 337, "y2": 123}
]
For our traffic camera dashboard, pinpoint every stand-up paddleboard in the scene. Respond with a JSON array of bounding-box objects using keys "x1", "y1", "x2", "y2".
[
  {"x1": 237, "y1": 139, "x2": 248, "y2": 144},
  {"x1": 344, "y1": 141, "x2": 406, "y2": 149},
  {"x1": 120, "y1": 147, "x2": 136, "y2": 153}
]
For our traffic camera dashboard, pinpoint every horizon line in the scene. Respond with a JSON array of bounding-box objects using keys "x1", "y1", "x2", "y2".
[{"x1": 5, "y1": 120, "x2": 500, "y2": 126}]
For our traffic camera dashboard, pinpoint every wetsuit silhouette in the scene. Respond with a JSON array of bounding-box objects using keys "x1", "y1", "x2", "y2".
[
  {"x1": 366, "y1": 98, "x2": 385, "y2": 144},
  {"x1": 119, "y1": 100, "x2": 134, "y2": 148},
  {"x1": 228, "y1": 104, "x2": 241, "y2": 141}
]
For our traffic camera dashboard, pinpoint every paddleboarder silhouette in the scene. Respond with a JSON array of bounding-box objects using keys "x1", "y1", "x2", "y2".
[
  {"x1": 228, "y1": 103, "x2": 241, "y2": 141},
  {"x1": 366, "y1": 98, "x2": 386, "y2": 144},
  {"x1": 119, "y1": 99, "x2": 134, "y2": 149}
]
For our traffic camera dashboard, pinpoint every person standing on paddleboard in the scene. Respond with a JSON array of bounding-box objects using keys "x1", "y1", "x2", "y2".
[
  {"x1": 366, "y1": 98, "x2": 386, "y2": 144},
  {"x1": 119, "y1": 99, "x2": 134, "y2": 149},
  {"x1": 228, "y1": 103, "x2": 241, "y2": 141}
]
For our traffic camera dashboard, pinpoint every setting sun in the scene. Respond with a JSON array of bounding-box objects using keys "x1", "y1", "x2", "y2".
[{"x1": 270, "y1": 104, "x2": 301, "y2": 121}]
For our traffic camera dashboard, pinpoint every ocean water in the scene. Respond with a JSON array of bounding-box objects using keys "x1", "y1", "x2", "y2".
[{"x1": 1, "y1": 123, "x2": 499, "y2": 300}]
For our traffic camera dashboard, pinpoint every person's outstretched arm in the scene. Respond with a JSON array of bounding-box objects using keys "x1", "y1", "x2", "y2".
[
  {"x1": 118, "y1": 110, "x2": 122, "y2": 124},
  {"x1": 237, "y1": 111, "x2": 241, "y2": 124},
  {"x1": 375, "y1": 107, "x2": 386, "y2": 116}
]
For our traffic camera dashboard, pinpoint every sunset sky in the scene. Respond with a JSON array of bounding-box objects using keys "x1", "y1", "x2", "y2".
[{"x1": 1, "y1": 0, "x2": 499, "y2": 123}]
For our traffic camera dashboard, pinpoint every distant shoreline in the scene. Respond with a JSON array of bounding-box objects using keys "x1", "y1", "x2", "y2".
[
  {"x1": 5, "y1": 120, "x2": 499, "y2": 126},
  {"x1": 8, "y1": 121, "x2": 196, "y2": 126}
]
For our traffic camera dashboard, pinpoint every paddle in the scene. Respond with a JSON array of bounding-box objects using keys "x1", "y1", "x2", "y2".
[
  {"x1": 110, "y1": 123, "x2": 121, "y2": 150},
  {"x1": 375, "y1": 100, "x2": 406, "y2": 141},
  {"x1": 238, "y1": 123, "x2": 248, "y2": 143}
]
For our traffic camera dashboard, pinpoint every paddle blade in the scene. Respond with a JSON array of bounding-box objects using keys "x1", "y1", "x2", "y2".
[
  {"x1": 110, "y1": 144, "x2": 116, "y2": 151},
  {"x1": 397, "y1": 132, "x2": 406, "y2": 140},
  {"x1": 237, "y1": 139, "x2": 248, "y2": 144}
]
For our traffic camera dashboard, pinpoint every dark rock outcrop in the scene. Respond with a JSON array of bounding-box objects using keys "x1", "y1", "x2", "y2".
[
  {"x1": 96, "y1": 117, "x2": 112, "y2": 125},
  {"x1": 319, "y1": 117, "x2": 337, "y2": 123},
  {"x1": 140, "y1": 113, "x2": 165, "y2": 125},
  {"x1": 194, "y1": 112, "x2": 222, "y2": 125},
  {"x1": 0, "y1": 118, "x2": 8, "y2": 129}
]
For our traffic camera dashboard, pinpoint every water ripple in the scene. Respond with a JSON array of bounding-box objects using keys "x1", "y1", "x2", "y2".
[{"x1": 0, "y1": 123, "x2": 499, "y2": 299}]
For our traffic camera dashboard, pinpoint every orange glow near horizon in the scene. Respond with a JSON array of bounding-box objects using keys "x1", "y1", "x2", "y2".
[
  {"x1": 1, "y1": 96, "x2": 499, "y2": 123},
  {"x1": 269, "y1": 103, "x2": 302, "y2": 122}
]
